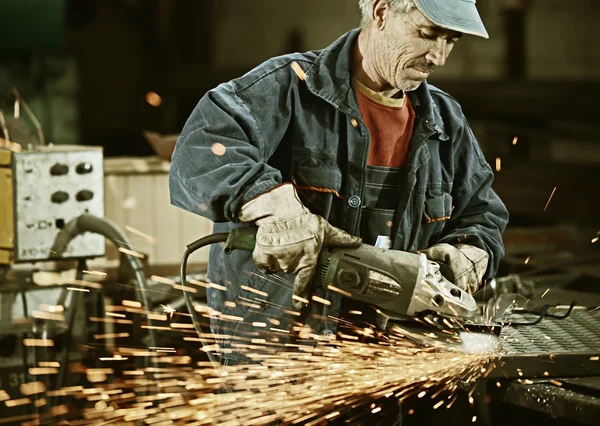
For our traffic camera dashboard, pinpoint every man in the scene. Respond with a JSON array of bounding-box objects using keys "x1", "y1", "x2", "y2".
[{"x1": 170, "y1": 0, "x2": 508, "y2": 368}]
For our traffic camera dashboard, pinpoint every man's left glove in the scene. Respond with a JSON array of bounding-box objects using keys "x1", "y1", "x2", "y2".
[
  {"x1": 238, "y1": 183, "x2": 362, "y2": 309},
  {"x1": 419, "y1": 244, "x2": 489, "y2": 293}
]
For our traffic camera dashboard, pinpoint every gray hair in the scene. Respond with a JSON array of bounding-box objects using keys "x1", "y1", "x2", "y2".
[{"x1": 358, "y1": 0, "x2": 416, "y2": 28}]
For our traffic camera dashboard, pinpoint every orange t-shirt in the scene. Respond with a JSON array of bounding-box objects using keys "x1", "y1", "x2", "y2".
[{"x1": 354, "y1": 79, "x2": 415, "y2": 168}]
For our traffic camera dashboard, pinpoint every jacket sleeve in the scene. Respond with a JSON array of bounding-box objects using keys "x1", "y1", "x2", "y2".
[
  {"x1": 438, "y1": 120, "x2": 509, "y2": 279},
  {"x1": 169, "y1": 80, "x2": 286, "y2": 223}
]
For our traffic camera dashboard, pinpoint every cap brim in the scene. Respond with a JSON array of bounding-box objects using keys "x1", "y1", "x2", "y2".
[{"x1": 415, "y1": 0, "x2": 489, "y2": 39}]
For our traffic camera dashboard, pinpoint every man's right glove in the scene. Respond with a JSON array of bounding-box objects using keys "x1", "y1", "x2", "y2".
[
  {"x1": 239, "y1": 183, "x2": 362, "y2": 309},
  {"x1": 418, "y1": 243, "x2": 489, "y2": 293}
]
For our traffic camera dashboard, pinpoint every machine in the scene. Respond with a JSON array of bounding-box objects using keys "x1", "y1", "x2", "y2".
[{"x1": 0, "y1": 145, "x2": 105, "y2": 265}]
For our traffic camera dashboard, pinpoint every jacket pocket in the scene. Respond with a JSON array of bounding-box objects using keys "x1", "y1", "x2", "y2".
[
  {"x1": 417, "y1": 192, "x2": 453, "y2": 247},
  {"x1": 423, "y1": 193, "x2": 453, "y2": 224},
  {"x1": 360, "y1": 207, "x2": 396, "y2": 246},
  {"x1": 292, "y1": 164, "x2": 343, "y2": 220}
]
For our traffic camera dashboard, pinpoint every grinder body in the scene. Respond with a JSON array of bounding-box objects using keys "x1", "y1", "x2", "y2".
[{"x1": 224, "y1": 227, "x2": 477, "y2": 320}]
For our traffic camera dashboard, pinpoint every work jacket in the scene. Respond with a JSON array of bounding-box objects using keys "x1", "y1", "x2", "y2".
[{"x1": 169, "y1": 29, "x2": 509, "y2": 362}]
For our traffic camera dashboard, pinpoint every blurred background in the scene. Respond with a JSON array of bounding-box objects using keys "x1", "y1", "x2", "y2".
[
  {"x1": 1, "y1": 1, "x2": 599, "y2": 424},
  {"x1": 1, "y1": 0, "x2": 599, "y2": 227}
]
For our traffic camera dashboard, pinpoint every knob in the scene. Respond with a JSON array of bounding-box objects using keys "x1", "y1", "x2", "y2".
[
  {"x1": 337, "y1": 269, "x2": 361, "y2": 288},
  {"x1": 76, "y1": 190, "x2": 94, "y2": 202},
  {"x1": 76, "y1": 163, "x2": 93, "y2": 174},
  {"x1": 51, "y1": 191, "x2": 69, "y2": 203},
  {"x1": 50, "y1": 163, "x2": 69, "y2": 176}
]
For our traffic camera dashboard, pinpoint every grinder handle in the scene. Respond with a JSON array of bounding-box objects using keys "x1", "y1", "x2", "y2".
[{"x1": 224, "y1": 227, "x2": 258, "y2": 254}]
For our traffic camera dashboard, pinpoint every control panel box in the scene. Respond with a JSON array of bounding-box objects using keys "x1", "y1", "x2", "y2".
[{"x1": 0, "y1": 145, "x2": 105, "y2": 263}]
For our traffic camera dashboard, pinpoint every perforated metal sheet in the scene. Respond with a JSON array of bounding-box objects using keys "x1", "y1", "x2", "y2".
[
  {"x1": 488, "y1": 310, "x2": 600, "y2": 379},
  {"x1": 500, "y1": 310, "x2": 600, "y2": 355}
]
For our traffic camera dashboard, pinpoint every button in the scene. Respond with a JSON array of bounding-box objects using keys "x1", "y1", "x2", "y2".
[
  {"x1": 76, "y1": 190, "x2": 94, "y2": 202},
  {"x1": 76, "y1": 163, "x2": 93, "y2": 174},
  {"x1": 50, "y1": 163, "x2": 69, "y2": 176},
  {"x1": 321, "y1": 329, "x2": 335, "y2": 337},
  {"x1": 348, "y1": 195, "x2": 361, "y2": 208},
  {"x1": 51, "y1": 191, "x2": 69, "y2": 204}
]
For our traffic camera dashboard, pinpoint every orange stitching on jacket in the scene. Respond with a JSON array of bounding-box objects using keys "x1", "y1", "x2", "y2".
[{"x1": 292, "y1": 179, "x2": 343, "y2": 199}]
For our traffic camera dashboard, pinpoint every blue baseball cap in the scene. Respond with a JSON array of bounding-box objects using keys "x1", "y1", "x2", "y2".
[{"x1": 414, "y1": 0, "x2": 489, "y2": 39}]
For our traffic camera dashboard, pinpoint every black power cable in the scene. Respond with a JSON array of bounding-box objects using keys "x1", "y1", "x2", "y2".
[{"x1": 179, "y1": 233, "x2": 229, "y2": 367}]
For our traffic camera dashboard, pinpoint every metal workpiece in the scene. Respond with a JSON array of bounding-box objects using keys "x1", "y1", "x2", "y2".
[
  {"x1": 488, "y1": 310, "x2": 600, "y2": 379},
  {"x1": 0, "y1": 145, "x2": 105, "y2": 263}
]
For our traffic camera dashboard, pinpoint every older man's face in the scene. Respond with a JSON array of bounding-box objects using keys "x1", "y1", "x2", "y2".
[{"x1": 376, "y1": 8, "x2": 462, "y2": 91}]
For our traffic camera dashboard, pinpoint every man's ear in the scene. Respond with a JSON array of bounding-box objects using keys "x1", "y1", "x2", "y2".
[{"x1": 372, "y1": 0, "x2": 390, "y2": 30}]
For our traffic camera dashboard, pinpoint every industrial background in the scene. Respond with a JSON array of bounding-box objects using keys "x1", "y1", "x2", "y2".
[{"x1": 0, "y1": 0, "x2": 599, "y2": 425}]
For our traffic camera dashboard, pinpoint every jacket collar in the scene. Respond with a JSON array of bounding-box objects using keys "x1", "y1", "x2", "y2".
[{"x1": 305, "y1": 28, "x2": 449, "y2": 141}]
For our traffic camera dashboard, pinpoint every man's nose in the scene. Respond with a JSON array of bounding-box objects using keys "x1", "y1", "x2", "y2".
[{"x1": 426, "y1": 38, "x2": 447, "y2": 67}]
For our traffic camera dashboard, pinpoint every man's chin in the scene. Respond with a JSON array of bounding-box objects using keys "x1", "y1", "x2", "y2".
[{"x1": 399, "y1": 79, "x2": 424, "y2": 92}]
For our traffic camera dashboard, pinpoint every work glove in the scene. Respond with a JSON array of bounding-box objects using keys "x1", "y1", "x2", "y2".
[
  {"x1": 239, "y1": 183, "x2": 362, "y2": 309},
  {"x1": 418, "y1": 243, "x2": 489, "y2": 293}
]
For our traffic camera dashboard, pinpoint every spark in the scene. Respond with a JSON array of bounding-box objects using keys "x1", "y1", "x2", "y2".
[
  {"x1": 312, "y1": 295, "x2": 332, "y2": 306},
  {"x1": 93, "y1": 332, "x2": 130, "y2": 339},
  {"x1": 28, "y1": 367, "x2": 59, "y2": 375},
  {"x1": 17, "y1": 287, "x2": 498, "y2": 426},
  {"x1": 99, "y1": 355, "x2": 129, "y2": 361},
  {"x1": 125, "y1": 225, "x2": 158, "y2": 244},
  {"x1": 23, "y1": 339, "x2": 54, "y2": 347},
  {"x1": 328, "y1": 285, "x2": 352, "y2": 297},
  {"x1": 541, "y1": 288, "x2": 550, "y2": 298},
  {"x1": 38, "y1": 362, "x2": 60, "y2": 367},
  {"x1": 524, "y1": 256, "x2": 530, "y2": 264},
  {"x1": 145, "y1": 91, "x2": 162, "y2": 107},
  {"x1": 122, "y1": 300, "x2": 142, "y2": 308},
  {"x1": 495, "y1": 157, "x2": 501, "y2": 172},
  {"x1": 292, "y1": 295, "x2": 309, "y2": 305},
  {"x1": 241, "y1": 285, "x2": 268, "y2": 297},
  {"x1": 118, "y1": 247, "x2": 146, "y2": 259},
  {"x1": 544, "y1": 187, "x2": 557, "y2": 211},
  {"x1": 473, "y1": 415, "x2": 477, "y2": 422},
  {"x1": 5, "y1": 398, "x2": 31, "y2": 407},
  {"x1": 291, "y1": 61, "x2": 306, "y2": 81},
  {"x1": 512, "y1": 136, "x2": 518, "y2": 146},
  {"x1": 590, "y1": 356, "x2": 599, "y2": 361},
  {"x1": 161, "y1": 304, "x2": 177, "y2": 320},
  {"x1": 19, "y1": 381, "x2": 46, "y2": 396},
  {"x1": 592, "y1": 237, "x2": 599, "y2": 244},
  {"x1": 83, "y1": 270, "x2": 107, "y2": 277},
  {"x1": 549, "y1": 380, "x2": 563, "y2": 387},
  {"x1": 211, "y1": 143, "x2": 227, "y2": 156},
  {"x1": 67, "y1": 287, "x2": 90, "y2": 292}
]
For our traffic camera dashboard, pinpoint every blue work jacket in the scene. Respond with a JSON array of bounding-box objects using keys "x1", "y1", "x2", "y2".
[{"x1": 169, "y1": 29, "x2": 509, "y2": 361}]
